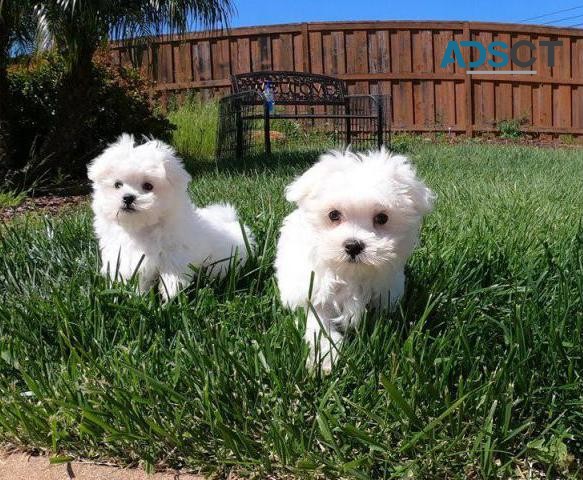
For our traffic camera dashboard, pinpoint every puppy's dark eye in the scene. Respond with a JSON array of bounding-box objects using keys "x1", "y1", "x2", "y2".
[
  {"x1": 374, "y1": 213, "x2": 388, "y2": 225},
  {"x1": 142, "y1": 182, "x2": 153, "y2": 192},
  {"x1": 114, "y1": 181, "x2": 123, "y2": 189},
  {"x1": 328, "y1": 210, "x2": 342, "y2": 222}
]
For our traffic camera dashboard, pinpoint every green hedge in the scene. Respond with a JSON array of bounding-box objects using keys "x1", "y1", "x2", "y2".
[{"x1": 4, "y1": 51, "x2": 173, "y2": 192}]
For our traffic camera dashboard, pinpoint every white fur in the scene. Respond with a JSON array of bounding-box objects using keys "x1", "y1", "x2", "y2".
[
  {"x1": 275, "y1": 148, "x2": 435, "y2": 370},
  {"x1": 88, "y1": 134, "x2": 254, "y2": 300}
]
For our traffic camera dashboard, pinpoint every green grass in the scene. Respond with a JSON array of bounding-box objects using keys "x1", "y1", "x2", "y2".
[
  {"x1": 1, "y1": 142, "x2": 582, "y2": 478},
  {"x1": 168, "y1": 95, "x2": 219, "y2": 167}
]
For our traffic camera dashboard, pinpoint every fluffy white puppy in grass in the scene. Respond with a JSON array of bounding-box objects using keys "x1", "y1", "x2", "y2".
[
  {"x1": 88, "y1": 134, "x2": 253, "y2": 300},
  {"x1": 275, "y1": 148, "x2": 434, "y2": 371}
]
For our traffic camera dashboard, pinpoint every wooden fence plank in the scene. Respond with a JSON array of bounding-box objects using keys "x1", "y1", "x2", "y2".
[
  {"x1": 332, "y1": 31, "x2": 346, "y2": 74},
  {"x1": 211, "y1": 38, "x2": 230, "y2": 79},
  {"x1": 572, "y1": 38, "x2": 583, "y2": 129},
  {"x1": 475, "y1": 31, "x2": 495, "y2": 128},
  {"x1": 233, "y1": 37, "x2": 251, "y2": 74},
  {"x1": 554, "y1": 35, "x2": 572, "y2": 129},
  {"x1": 345, "y1": 30, "x2": 367, "y2": 73},
  {"x1": 368, "y1": 30, "x2": 379, "y2": 73},
  {"x1": 393, "y1": 81, "x2": 414, "y2": 127},
  {"x1": 192, "y1": 40, "x2": 212, "y2": 81},
  {"x1": 491, "y1": 32, "x2": 513, "y2": 123},
  {"x1": 251, "y1": 35, "x2": 272, "y2": 71},
  {"x1": 309, "y1": 31, "x2": 323, "y2": 74},
  {"x1": 322, "y1": 32, "x2": 334, "y2": 74},
  {"x1": 463, "y1": 23, "x2": 473, "y2": 136},
  {"x1": 272, "y1": 33, "x2": 294, "y2": 70},
  {"x1": 156, "y1": 42, "x2": 174, "y2": 83},
  {"x1": 173, "y1": 42, "x2": 192, "y2": 83},
  {"x1": 414, "y1": 30, "x2": 435, "y2": 128},
  {"x1": 434, "y1": 80, "x2": 456, "y2": 127},
  {"x1": 391, "y1": 30, "x2": 412, "y2": 72},
  {"x1": 293, "y1": 33, "x2": 304, "y2": 71}
]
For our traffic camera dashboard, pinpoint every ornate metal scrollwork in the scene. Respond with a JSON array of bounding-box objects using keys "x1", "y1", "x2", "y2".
[{"x1": 231, "y1": 71, "x2": 347, "y2": 105}]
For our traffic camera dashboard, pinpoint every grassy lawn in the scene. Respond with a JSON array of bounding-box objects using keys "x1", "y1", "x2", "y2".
[{"x1": 0, "y1": 142, "x2": 582, "y2": 478}]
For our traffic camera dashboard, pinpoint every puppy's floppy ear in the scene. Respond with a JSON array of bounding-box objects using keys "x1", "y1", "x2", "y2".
[
  {"x1": 285, "y1": 150, "x2": 343, "y2": 205},
  {"x1": 393, "y1": 156, "x2": 437, "y2": 215},
  {"x1": 87, "y1": 154, "x2": 108, "y2": 183},
  {"x1": 153, "y1": 140, "x2": 192, "y2": 188},
  {"x1": 388, "y1": 151, "x2": 436, "y2": 216},
  {"x1": 87, "y1": 134, "x2": 135, "y2": 182},
  {"x1": 408, "y1": 177, "x2": 435, "y2": 216},
  {"x1": 164, "y1": 156, "x2": 192, "y2": 188}
]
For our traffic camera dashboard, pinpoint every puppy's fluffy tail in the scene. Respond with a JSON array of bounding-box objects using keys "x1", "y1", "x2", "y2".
[
  {"x1": 198, "y1": 202, "x2": 256, "y2": 258},
  {"x1": 198, "y1": 203, "x2": 239, "y2": 223}
]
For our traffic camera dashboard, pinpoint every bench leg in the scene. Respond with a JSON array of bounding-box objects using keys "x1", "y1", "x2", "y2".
[
  {"x1": 264, "y1": 102, "x2": 272, "y2": 156},
  {"x1": 235, "y1": 106, "x2": 243, "y2": 159},
  {"x1": 345, "y1": 102, "x2": 351, "y2": 147},
  {"x1": 376, "y1": 95, "x2": 384, "y2": 150}
]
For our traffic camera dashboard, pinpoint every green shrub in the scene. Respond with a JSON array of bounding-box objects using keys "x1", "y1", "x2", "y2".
[
  {"x1": 498, "y1": 118, "x2": 523, "y2": 139},
  {"x1": 559, "y1": 134, "x2": 576, "y2": 145},
  {"x1": 4, "y1": 50, "x2": 173, "y2": 192},
  {"x1": 7, "y1": 55, "x2": 64, "y2": 165},
  {"x1": 0, "y1": 190, "x2": 25, "y2": 208},
  {"x1": 389, "y1": 132, "x2": 424, "y2": 153},
  {"x1": 270, "y1": 118, "x2": 302, "y2": 141},
  {"x1": 92, "y1": 49, "x2": 173, "y2": 145}
]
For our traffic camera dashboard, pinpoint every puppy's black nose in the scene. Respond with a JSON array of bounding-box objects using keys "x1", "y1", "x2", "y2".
[
  {"x1": 123, "y1": 194, "x2": 136, "y2": 205},
  {"x1": 344, "y1": 239, "x2": 365, "y2": 258}
]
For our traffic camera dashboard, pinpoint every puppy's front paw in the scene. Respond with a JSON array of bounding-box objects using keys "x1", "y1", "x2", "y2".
[
  {"x1": 307, "y1": 351, "x2": 335, "y2": 374},
  {"x1": 159, "y1": 272, "x2": 187, "y2": 301},
  {"x1": 305, "y1": 328, "x2": 342, "y2": 374}
]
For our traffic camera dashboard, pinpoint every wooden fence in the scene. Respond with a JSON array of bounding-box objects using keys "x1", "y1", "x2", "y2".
[{"x1": 110, "y1": 21, "x2": 583, "y2": 137}]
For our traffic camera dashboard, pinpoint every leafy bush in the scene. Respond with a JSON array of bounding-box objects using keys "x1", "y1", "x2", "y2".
[
  {"x1": 0, "y1": 190, "x2": 25, "y2": 208},
  {"x1": 5, "y1": 50, "x2": 173, "y2": 192},
  {"x1": 270, "y1": 118, "x2": 302, "y2": 141},
  {"x1": 559, "y1": 134, "x2": 577, "y2": 145},
  {"x1": 91, "y1": 49, "x2": 173, "y2": 146},
  {"x1": 390, "y1": 132, "x2": 424, "y2": 153},
  {"x1": 498, "y1": 118, "x2": 523, "y2": 139},
  {"x1": 7, "y1": 55, "x2": 64, "y2": 164}
]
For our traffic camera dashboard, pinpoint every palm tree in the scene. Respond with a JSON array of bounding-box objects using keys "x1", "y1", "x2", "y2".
[
  {"x1": 43, "y1": 0, "x2": 234, "y2": 78},
  {"x1": 39, "y1": 0, "x2": 234, "y2": 170}
]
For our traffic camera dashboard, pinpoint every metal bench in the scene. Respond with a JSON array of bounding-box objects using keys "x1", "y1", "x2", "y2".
[{"x1": 217, "y1": 70, "x2": 391, "y2": 159}]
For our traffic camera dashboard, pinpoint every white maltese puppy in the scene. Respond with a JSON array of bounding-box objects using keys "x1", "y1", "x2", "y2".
[
  {"x1": 275, "y1": 148, "x2": 434, "y2": 370},
  {"x1": 88, "y1": 134, "x2": 253, "y2": 300}
]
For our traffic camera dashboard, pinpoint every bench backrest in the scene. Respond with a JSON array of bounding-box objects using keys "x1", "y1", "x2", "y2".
[{"x1": 231, "y1": 71, "x2": 347, "y2": 105}]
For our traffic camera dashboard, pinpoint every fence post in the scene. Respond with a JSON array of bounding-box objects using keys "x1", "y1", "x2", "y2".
[
  {"x1": 376, "y1": 95, "x2": 384, "y2": 150},
  {"x1": 264, "y1": 101, "x2": 272, "y2": 156},
  {"x1": 463, "y1": 22, "x2": 474, "y2": 137}
]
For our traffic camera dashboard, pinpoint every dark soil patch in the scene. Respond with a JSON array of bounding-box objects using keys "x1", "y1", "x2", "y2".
[{"x1": 0, "y1": 195, "x2": 88, "y2": 222}]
